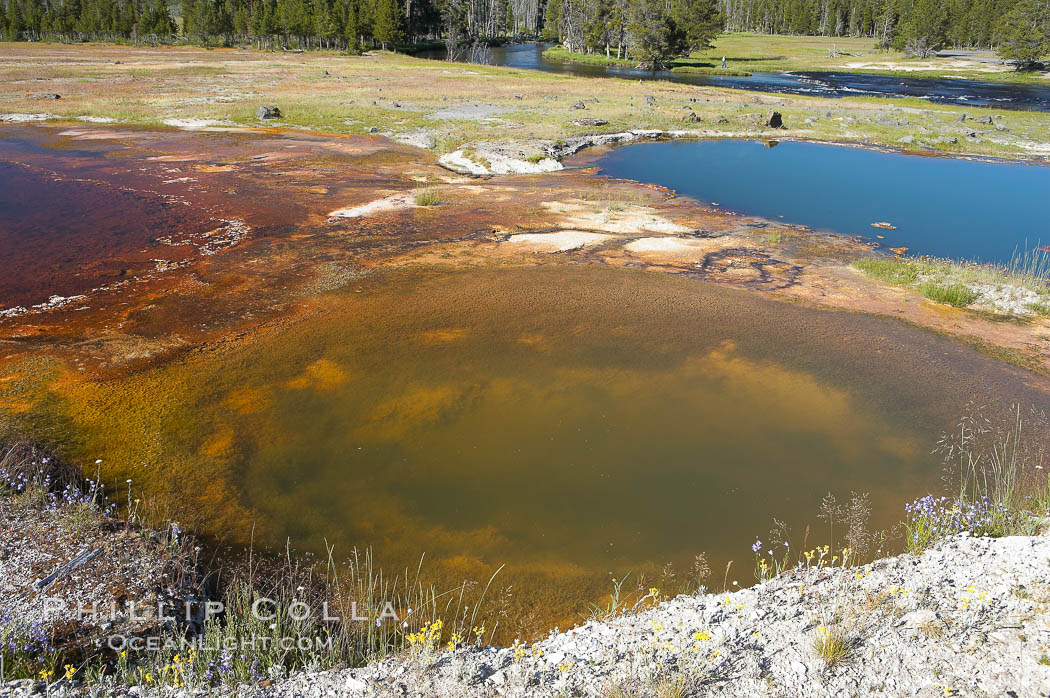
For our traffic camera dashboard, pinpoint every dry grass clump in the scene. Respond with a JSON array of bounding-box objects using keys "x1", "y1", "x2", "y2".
[
  {"x1": 812, "y1": 624, "x2": 852, "y2": 667},
  {"x1": 414, "y1": 182, "x2": 441, "y2": 206}
]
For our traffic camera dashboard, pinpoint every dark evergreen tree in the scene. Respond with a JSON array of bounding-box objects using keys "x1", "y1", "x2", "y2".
[
  {"x1": 627, "y1": 0, "x2": 687, "y2": 68},
  {"x1": 997, "y1": 0, "x2": 1050, "y2": 66},
  {"x1": 899, "y1": 0, "x2": 948, "y2": 55},
  {"x1": 6, "y1": 0, "x2": 26, "y2": 39},
  {"x1": 671, "y1": 0, "x2": 723, "y2": 51},
  {"x1": 372, "y1": 0, "x2": 404, "y2": 46}
]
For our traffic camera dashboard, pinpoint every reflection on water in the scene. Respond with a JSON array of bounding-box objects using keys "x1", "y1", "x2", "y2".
[
  {"x1": 416, "y1": 43, "x2": 1050, "y2": 111},
  {"x1": 587, "y1": 139, "x2": 1050, "y2": 263},
  {"x1": 33, "y1": 266, "x2": 1050, "y2": 635}
]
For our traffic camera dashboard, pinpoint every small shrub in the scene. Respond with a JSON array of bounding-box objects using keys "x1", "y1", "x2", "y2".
[
  {"x1": 1028, "y1": 301, "x2": 1050, "y2": 317},
  {"x1": 919, "y1": 281, "x2": 977, "y2": 307},
  {"x1": 414, "y1": 183, "x2": 441, "y2": 207}
]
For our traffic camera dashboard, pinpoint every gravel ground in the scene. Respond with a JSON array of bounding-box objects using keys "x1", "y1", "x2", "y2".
[
  {"x1": 243, "y1": 533, "x2": 1050, "y2": 697},
  {"x1": 0, "y1": 496, "x2": 202, "y2": 671},
  {"x1": 7, "y1": 532, "x2": 1048, "y2": 697}
]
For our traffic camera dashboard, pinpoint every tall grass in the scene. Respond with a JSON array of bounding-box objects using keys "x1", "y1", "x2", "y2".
[
  {"x1": 918, "y1": 281, "x2": 978, "y2": 307},
  {"x1": 0, "y1": 442, "x2": 502, "y2": 689},
  {"x1": 414, "y1": 183, "x2": 441, "y2": 207},
  {"x1": 102, "y1": 544, "x2": 504, "y2": 687},
  {"x1": 905, "y1": 403, "x2": 1050, "y2": 553},
  {"x1": 1005, "y1": 243, "x2": 1050, "y2": 288},
  {"x1": 108, "y1": 546, "x2": 494, "y2": 685}
]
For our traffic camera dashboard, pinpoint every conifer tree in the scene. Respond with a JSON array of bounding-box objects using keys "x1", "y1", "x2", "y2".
[
  {"x1": 6, "y1": 0, "x2": 26, "y2": 39},
  {"x1": 627, "y1": 0, "x2": 686, "y2": 68},
  {"x1": 372, "y1": 0, "x2": 404, "y2": 47},
  {"x1": 997, "y1": 0, "x2": 1050, "y2": 67},
  {"x1": 344, "y1": 0, "x2": 363, "y2": 45}
]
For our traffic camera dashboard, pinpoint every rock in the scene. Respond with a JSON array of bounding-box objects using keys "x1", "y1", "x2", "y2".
[
  {"x1": 976, "y1": 115, "x2": 994, "y2": 125},
  {"x1": 956, "y1": 112, "x2": 969, "y2": 122},
  {"x1": 717, "y1": 115, "x2": 729, "y2": 124},
  {"x1": 767, "y1": 111, "x2": 784, "y2": 129},
  {"x1": 897, "y1": 135, "x2": 916, "y2": 144},
  {"x1": 804, "y1": 117, "x2": 816, "y2": 125},
  {"x1": 572, "y1": 118, "x2": 608, "y2": 126},
  {"x1": 344, "y1": 677, "x2": 367, "y2": 690},
  {"x1": 994, "y1": 122, "x2": 1009, "y2": 132},
  {"x1": 899, "y1": 609, "x2": 938, "y2": 629},
  {"x1": 684, "y1": 111, "x2": 701, "y2": 123},
  {"x1": 255, "y1": 105, "x2": 282, "y2": 120},
  {"x1": 395, "y1": 131, "x2": 436, "y2": 149},
  {"x1": 571, "y1": 101, "x2": 587, "y2": 110},
  {"x1": 365, "y1": 126, "x2": 378, "y2": 134},
  {"x1": 30, "y1": 93, "x2": 61, "y2": 100}
]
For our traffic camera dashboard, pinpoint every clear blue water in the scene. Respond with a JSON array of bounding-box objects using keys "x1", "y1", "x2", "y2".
[
  {"x1": 417, "y1": 43, "x2": 1050, "y2": 112},
  {"x1": 588, "y1": 139, "x2": 1050, "y2": 262}
]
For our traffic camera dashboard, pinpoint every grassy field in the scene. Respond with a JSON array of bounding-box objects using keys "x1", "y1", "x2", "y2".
[
  {"x1": 1, "y1": 41, "x2": 1049, "y2": 162},
  {"x1": 552, "y1": 32, "x2": 1050, "y2": 85},
  {"x1": 542, "y1": 45, "x2": 753, "y2": 76},
  {"x1": 853, "y1": 253, "x2": 1050, "y2": 316}
]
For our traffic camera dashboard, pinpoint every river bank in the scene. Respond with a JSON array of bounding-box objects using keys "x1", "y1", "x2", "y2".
[{"x1": 148, "y1": 533, "x2": 1050, "y2": 697}]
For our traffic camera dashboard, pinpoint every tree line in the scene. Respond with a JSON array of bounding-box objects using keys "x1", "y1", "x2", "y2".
[
  {"x1": 2, "y1": 0, "x2": 1047, "y2": 66},
  {"x1": 715, "y1": 0, "x2": 1049, "y2": 62},
  {"x1": 0, "y1": 0, "x2": 547, "y2": 49},
  {"x1": 543, "y1": 0, "x2": 724, "y2": 67},
  {"x1": 544, "y1": 0, "x2": 1048, "y2": 67}
]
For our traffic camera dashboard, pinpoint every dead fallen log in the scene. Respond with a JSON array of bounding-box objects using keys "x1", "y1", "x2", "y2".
[{"x1": 32, "y1": 546, "x2": 103, "y2": 593}]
